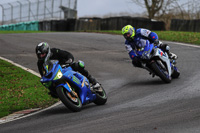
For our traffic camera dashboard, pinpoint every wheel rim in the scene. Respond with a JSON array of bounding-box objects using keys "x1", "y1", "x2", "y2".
[
  {"x1": 156, "y1": 62, "x2": 170, "y2": 79},
  {"x1": 96, "y1": 87, "x2": 106, "y2": 98},
  {"x1": 62, "y1": 88, "x2": 81, "y2": 106}
]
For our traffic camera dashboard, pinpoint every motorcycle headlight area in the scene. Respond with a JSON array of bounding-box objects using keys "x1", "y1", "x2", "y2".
[{"x1": 53, "y1": 69, "x2": 63, "y2": 80}]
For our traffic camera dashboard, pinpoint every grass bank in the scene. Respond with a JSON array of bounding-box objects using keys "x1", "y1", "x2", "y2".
[
  {"x1": 0, "y1": 59, "x2": 58, "y2": 118},
  {"x1": 84, "y1": 30, "x2": 200, "y2": 45}
]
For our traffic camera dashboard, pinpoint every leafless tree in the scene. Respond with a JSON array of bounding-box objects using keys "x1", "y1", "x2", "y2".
[
  {"x1": 173, "y1": 0, "x2": 200, "y2": 20},
  {"x1": 131, "y1": 0, "x2": 178, "y2": 19}
]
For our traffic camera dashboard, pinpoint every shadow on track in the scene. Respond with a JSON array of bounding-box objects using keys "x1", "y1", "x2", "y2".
[{"x1": 39, "y1": 102, "x2": 105, "y2": 116}]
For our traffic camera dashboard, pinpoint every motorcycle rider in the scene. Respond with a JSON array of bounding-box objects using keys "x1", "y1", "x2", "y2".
[
  {"x1": 35, "y1": 42, "x2": 100, "y2": 96},
  {"x1": 121, "y1": 25, "x2": 177, "y2": 68}
]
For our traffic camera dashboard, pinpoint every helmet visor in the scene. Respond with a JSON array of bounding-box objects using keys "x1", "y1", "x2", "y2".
[
  {"x1": 37, "y1": 52, "x2": 47, "y2": 60},
  {"x1": 123, "y1": 28, "x2": 134, "y2": 40},
  {"x1": 123, "y1": 33, "x2": 131, "y2": 40}
]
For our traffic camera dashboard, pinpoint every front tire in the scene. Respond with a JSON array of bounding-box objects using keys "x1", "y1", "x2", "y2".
[
  {"x1": 93, "y1": 86, "x2": 107, "y2": 105},
  {"x1": 171, "y1": 66, "x2": 180, "y2": 78},
  {"x1": 56, "y1": 86, "x2": 82, "y2": 112},
  {"x1": 151, "y1": 61, "x2": 171, "y2": 83}
]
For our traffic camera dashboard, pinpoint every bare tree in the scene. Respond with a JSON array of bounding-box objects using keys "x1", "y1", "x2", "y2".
[
  {"x1": 131, "y1": 0, "x2": 179, "y2": 19},
  {"x1": 174, "y1": 0, "x2": 200, "y2": 20},
  {"x1": 131, "y1": 0, "x2": 164, "y2": 19},
  {"x1": 131, "y1": 0, "x2": 181, "y2": 30}
]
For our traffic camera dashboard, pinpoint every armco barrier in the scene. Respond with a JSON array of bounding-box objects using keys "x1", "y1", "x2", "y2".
[
  {"x1": 0, "y1": 17, "x2": 166, "y2": 32},
  {"x1": 39, "y1": 19, "x2": 76, "y2": 31},
  {"x1": 0, "y1": 21, "x2": 39, "y2": 31},
  {"x1": 76, "y1": 17, "x2": 165, "y2": 31}
]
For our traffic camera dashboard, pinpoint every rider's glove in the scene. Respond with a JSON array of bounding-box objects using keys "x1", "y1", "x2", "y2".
[
  {"x1": 61, "y1": 58, "x2": 73, "y2": 68},
  {"x1": 65, "y1": 58, "x2": 73, "y2": 64},
  {"x1": 154, "y1": 39, "x2": 159, "y2": 46},
  {"x1": 141, "y1": 51, "x2": 150, "y2": 59},
  {"x1": 154, "y1": 39, "x2": 163, "y2": 48}
]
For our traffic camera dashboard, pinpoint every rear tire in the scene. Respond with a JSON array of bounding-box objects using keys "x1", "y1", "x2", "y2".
[
  {"x1": 93, "y1": 86, "x2": 107, "y2": 105},
  {"x1": 56, "y1": 86, "x2": 82, "y2": 112},
  {"x1": 151, "y1": 61, "x2": 171, "y2": 83}
]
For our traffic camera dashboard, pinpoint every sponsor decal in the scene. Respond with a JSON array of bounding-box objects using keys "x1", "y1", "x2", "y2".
[{"x1": 73, "y1": 76, "x2": 81, "y2": 85}]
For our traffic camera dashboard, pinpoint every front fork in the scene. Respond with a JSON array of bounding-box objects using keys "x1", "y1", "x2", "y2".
[{"x1": 57, "y1": 82, "x2": 78, "y2": 98}]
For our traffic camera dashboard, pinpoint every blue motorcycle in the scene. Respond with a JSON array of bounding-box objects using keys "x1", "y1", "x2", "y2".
[
  {"x1": 135, "y1": 41, "x2": 180, "y2": 83},
  {"x1": 40, "y1": 60, "x2": 107, "y2": 112}
]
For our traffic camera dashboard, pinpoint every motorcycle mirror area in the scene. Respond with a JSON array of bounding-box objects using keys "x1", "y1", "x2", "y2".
[{"x1": 42, "y1": 60, "x2": 56, "y2": 75}]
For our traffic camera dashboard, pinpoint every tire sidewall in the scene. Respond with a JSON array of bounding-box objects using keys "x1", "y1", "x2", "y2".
[
  {"x1": 93, "y1": 86, "x2": 107, "y2": 105},
  {"x1": 56, "y1": 86, "x2": 82, "y2": 112},
  {"x1": 151, "y1": 61, "x2": 172, "y2": 83}
]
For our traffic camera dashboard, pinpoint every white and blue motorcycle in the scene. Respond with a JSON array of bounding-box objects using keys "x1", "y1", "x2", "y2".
[{"x1": 135, "y1": 41, "x2": 180, "y2": 83}]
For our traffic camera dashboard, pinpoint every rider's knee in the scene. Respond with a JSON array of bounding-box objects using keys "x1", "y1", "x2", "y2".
[{"x1": 132, "y1": 58, "x2": 142, "y2": 67}]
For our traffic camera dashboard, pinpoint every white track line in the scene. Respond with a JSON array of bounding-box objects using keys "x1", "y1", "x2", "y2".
[
  {"x1": 0, "y1": 56, "x2": 61, "y2": 124},
  {"x1": 0, "y1": 56, "x2": 40, "y2": 77},
  {"x1": 164, "y1": 41, "x2": 200, "y2": 48}
]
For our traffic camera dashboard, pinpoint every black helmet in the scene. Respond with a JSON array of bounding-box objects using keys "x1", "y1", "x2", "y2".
[{"x1": 35, "y1": 42, "x2": 51, "y2": 62}]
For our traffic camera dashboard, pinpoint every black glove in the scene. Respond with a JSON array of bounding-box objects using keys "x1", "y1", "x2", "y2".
[
  {"x1": 65, "y1": 58, "x2": 73, "y2": 64},
  {"x1": 154, "y1": 39, "x2": 159, "y2": 46},
  {"x1": 61, "y1": 58, "x2": 73, "y2": 68}
]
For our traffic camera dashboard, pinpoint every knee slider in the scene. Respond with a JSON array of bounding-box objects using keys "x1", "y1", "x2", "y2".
[{"x1": 132, "y1": 58, "x2": 141, "y2": 67}]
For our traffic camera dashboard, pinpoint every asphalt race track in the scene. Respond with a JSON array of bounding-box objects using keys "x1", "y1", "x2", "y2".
[{"x1": 0, "y1": 32, "x2": 200, "y2": 133}]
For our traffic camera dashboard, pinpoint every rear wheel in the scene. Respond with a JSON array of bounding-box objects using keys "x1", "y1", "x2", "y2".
[
  {"x1": 151, "y1": 61, "x2": 171, "y2": 83},
  {"x1": 56, "y1": 86, "x2": 82, "y2": 112},
  {"x1": 93, "y1": 86, "x2": 107, "y2": 105}
]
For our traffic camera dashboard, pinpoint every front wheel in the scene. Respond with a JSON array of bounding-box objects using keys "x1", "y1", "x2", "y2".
[
  {"x1": 151, "y1": 61, "x2": 171, "y2": 83},
  {"x1": 93, "y1": 86, "x2": 107, "y2": 105},
  {"x1": 56, "y1": 86, "x2": 82, "y2": 112},
  {"x1": 171, "y1": 66, "x2": 180, "y2": 78}
]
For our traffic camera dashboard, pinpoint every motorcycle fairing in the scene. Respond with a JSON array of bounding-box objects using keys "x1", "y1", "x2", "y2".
[
  {"x1": 61, "y1": 67, "x2": 96, "y2": 104},
  {"x1": 153, "y1": 48, "x2": 172, "y2": 76}
]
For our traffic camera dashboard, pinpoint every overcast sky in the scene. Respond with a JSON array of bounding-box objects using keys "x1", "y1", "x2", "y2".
[
  {"x1": 0, "y1": 0, "x2": 189, "y2": 19},
  {"x1": 0, "y1": 0, "x2": 141, "y2": 18},
  {"x1": 77, "y1": 0, "x2": 141, "y2": 17}
]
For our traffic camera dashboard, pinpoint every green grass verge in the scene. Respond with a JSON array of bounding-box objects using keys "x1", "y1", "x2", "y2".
[
  {"x1": 156, "y1": 31, "x2": 200, "y2": 45},
  {"x1": 0, "y1": 59, "x2": 58, "y2": 118},
  {"x1": 82, "y1": 30, "x2": 200, "y2": 45}
]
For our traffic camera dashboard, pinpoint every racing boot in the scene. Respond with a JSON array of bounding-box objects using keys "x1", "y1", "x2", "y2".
[
  {"x1": 160, "y1": 44, "x2": 178, "y2": 60},
  {"x1": 87, "y1": 75, "x2": 101, "y2": 91},
  {"x1": 168, "y1": 52, "x2": 178, "y2": 60}
]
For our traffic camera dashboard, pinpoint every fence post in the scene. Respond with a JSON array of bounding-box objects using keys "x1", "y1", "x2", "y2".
[
  {"x1": 0, "y1": 4, "x2": 4, "y2": 25},
  {"x1": 8, "y1": 3, "x2": 13, "y2": 23},
  {"x1": 60, "y1": 0, "x2": 63, "y2": 19},
  {"x1": 17, "y1": 1, "x2": 22, "y2": 22},
  {"x1": 26, "y1": 0, "x2": 31, "y2": 21},
  {"x1": 44, "y1": 0, "x2": 46, "y2": 19},
  {"x1": 51, "y1": 0, "x2": 54, "y2": 18}
]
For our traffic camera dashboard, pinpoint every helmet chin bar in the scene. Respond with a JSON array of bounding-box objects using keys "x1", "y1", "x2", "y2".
[{"x1": 40, "y1": 53, "x2": 47, "y2": 58}]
